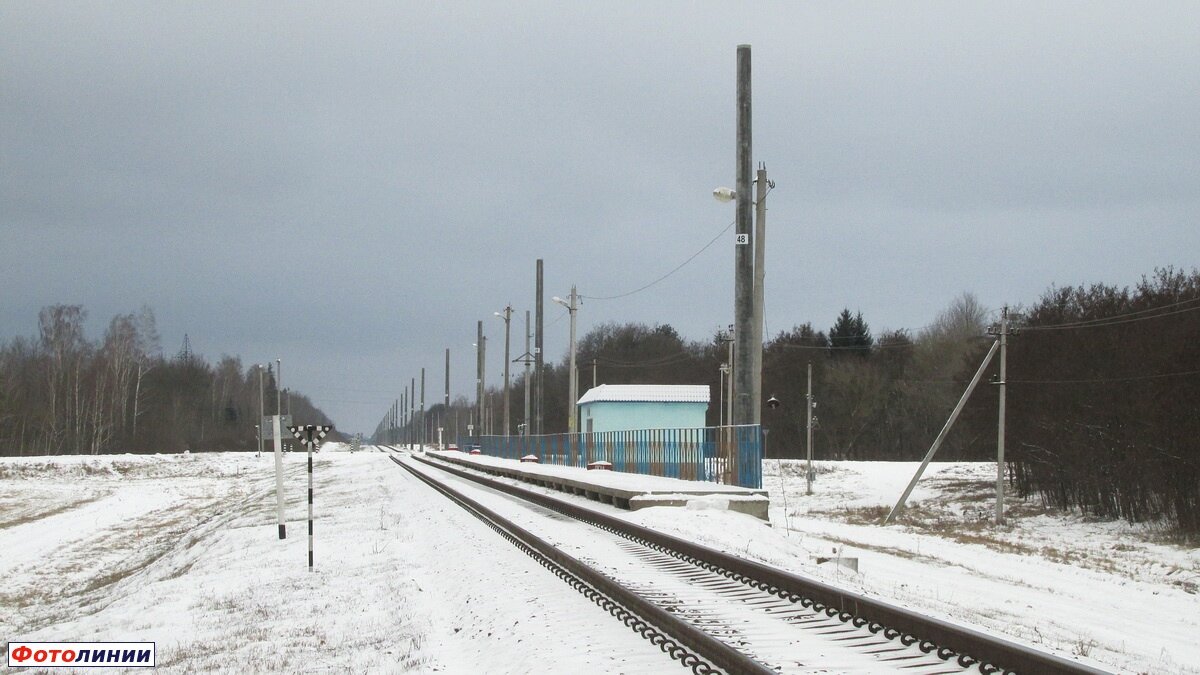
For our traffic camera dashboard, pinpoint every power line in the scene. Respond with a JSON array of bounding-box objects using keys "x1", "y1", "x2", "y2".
[
  {"x1": 581, "y1": 185, "x2": 777, "y2": 302},
  {"x1": 897, "y1": 368, "x2": 1200, "y2": 385},
  {"x1": 1008, "y1": 369, "x2": 1200, "y2": 384},
  {"x1": 775, "y1": 340, "x2": 925, "y2": 351},
  {"x1": 594, "y1": 351, "x2": 693, "y2": 367},
  {"x1": 1021, "y1": 298, "x2": 1200, "y2": 331},
  {"x1": 581, "y1": 218, "x2": 736, "y2": 301}
]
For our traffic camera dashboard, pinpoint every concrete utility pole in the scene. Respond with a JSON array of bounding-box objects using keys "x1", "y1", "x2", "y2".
[
  {"x1": 476, "y1": 320, "x2": 484, "y2": 438},
  {"x1": 268, "y1": 367, "x2": 282, "y2": 535},
  {"x1": 524, "y1": 310, "x2": 532, "y2": 435},
  {"x1": 885, "y1": 340, "x2": 1001, "y2": 524},
  {"x1": 994, "y1": 306, "x2": 1010, "y2": 524},
  {"x1": 718, "y1": 363, "x2": 727, "y2": 427},
  {"x1": 409, "y1": 377, "x2": 415, "y2": 449},
  {"x1": 401, "y1": 390, "x2": 406, "y2": 447},
  {"x1": 733, "y1": 43, "x2": 754, "y2": 427},
  {"x1": 272, "y1": 413, "x2": 285, "y2": 538},
  {"x1": 752, "y1": 164, "x2": 767, "y2": 425},
  {"x1": 726, "y1": 327, "x2": 734, "y2": 430},
  {"x1": 258, "y1": 364, "x2": 265, "y2": 457},
  {"x1": 806, "y1": 361, "x2": 814, "y2": 495},
  {"x1": 481, "y1": 334, "x2": 487, "y2": 434},
  {"x1": 495, "y1": 305, "x2": 513, "y2": 436},
  {"x1": 535, "y1": 259, "x2": 544, "y2": 435},
  {"x1": 553, "y1": 286, "x2": 580, "y2": 433},
  {"x1": 420, "y1": 368, "x2": 426, "y2": 449},
  {"x1": 444, "y1": 348, "x2": 450, "y2": 414}
]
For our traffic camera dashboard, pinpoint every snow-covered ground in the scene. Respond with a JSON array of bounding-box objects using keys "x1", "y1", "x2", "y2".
[
  {"x1": 2, "y1": 449, "x2": 1196, "y2": 673},
  {"x1": 734, "y1": 460, "x2": 1198, "y2": 674}
]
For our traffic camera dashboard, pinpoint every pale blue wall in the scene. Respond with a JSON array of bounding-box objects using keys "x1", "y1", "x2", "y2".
[{"x1": 580, "y1": 400, "x2": 708, "y2": 433}]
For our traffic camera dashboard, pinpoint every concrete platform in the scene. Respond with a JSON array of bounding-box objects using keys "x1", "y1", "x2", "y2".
[{"x1": 425, "y1": 450, "x2": 771, "y2": 521}]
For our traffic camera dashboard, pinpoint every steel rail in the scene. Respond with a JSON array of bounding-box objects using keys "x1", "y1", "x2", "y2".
[
  {"x1": 389, "y1": 454, "x2": 774, "y2": 675},
  {"x1": 409, "y1": 452, "x2": 1109, "y2": 675}
]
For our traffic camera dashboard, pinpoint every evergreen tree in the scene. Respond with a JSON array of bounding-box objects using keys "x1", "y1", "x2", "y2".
[{"x1": 828, "y1": 309, "x2": 872, "y2": 356}]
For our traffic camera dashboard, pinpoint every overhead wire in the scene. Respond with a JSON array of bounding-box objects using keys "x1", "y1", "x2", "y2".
[
  {"x1": 775, "y1": 341, "x2": 922, "y2": 351},
  {"x1": 580, "y1": 217, "x2": 737, "y2": 301},
  {"x1": 1007, "y1": 369, "x2": 1200, "y2": 384},
  {"x1": 594, "y1": 351, "x2": 694, "y2": 367},
  {"x1": 1020, "y1": 300, "x2": 1200, "y2": 331},
  {"x1": 578, "y1": 185, "x2": 775, "y2": 302},
  {"x1": 547, "y1": 308, "x2": 570, "y2": 326}
]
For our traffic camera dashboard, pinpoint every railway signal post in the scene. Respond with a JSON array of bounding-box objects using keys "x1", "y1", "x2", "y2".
[{"x1": 288, "y1": 424, "x2": 333, "y2": 571}]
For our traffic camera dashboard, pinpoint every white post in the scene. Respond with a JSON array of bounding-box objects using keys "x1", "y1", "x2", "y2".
[
  {"x1": 276, "y1": 358, "x2": 282, "y2": 416},
  {"x1": 273, "y1": 414, "x2": 285, "y2": 539}
]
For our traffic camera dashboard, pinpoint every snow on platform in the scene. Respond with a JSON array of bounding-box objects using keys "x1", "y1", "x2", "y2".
[{"x1": 426, "y1": 449, "x2": 771, "y2": 520}]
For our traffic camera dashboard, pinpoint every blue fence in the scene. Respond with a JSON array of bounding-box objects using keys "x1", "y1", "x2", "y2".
[{"x1": 460, "y1": 425, "x2": 762, "y2": 489}]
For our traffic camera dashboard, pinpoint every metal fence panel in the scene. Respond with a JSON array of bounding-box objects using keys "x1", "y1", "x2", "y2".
[{"x1": 466, "y1": 425, "x2": 761, "y2": 488}]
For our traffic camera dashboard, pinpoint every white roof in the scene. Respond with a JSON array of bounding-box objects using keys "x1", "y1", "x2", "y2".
[{"x1": 577, "y1": 384, "x2": 710, "y2": 405}]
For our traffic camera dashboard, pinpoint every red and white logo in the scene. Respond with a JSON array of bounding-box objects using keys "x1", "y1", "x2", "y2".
[{"x1": 7, "y1": 642, "x2": 155, "y2": 668}]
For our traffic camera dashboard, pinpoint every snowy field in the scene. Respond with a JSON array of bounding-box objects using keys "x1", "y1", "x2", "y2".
[{"x1": 2, "y1": 449, "x2": 1196, "y2": 673}]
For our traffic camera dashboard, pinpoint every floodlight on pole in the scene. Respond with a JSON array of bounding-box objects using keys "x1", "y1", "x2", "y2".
[{"x1": 713, "y1": 187, "x2": 736, "y2": 202}]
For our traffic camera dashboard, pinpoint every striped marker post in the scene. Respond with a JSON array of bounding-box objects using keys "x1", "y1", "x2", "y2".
[{"x1": 288, "y1": 424, "x2": 332, "y2": 571}]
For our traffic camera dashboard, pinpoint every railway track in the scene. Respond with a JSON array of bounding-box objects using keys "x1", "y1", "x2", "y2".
[{"x1": 384, "y1": 448, "x2": 1107, "y2": 675}]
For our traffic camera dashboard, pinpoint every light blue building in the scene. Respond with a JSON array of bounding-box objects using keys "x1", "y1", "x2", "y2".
[{"x1": 577, "y1": 384, "x2": 710, "y2": 433}]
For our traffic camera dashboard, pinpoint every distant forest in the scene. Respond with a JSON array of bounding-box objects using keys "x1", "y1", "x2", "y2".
[
  {"x1": 0, "y1": 305, "x2": 337, "y2": 457},
  {"x1": 5, "y1": 267, "x2": 1196, "y2": 533},
  {"x1": 392, "y1": 268, "x2": 1198, "y2": 533}
]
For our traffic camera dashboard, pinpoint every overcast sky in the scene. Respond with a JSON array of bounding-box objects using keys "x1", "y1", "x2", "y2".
[{"x1": 3, "y1": 2, "x2": 1198, "y2": 435}]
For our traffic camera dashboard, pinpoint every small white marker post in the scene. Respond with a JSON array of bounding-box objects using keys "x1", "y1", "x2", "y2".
[
  {"x1": 273, "y1": 415, "x2": 286, "y2": 539},
  {"x1": 288, "y1": 424, "x2": 332, "y2": 571}
]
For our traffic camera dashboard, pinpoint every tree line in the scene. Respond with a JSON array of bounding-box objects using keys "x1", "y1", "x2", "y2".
[
  {"x1": 0, "y1": 305, "x2": 336, "y2": 456},
  {"x1": 435, "y1": 268, "x2": 1196, "y2": 532},
  {"x1": 965, "y1": 267, "x2": 1199, "y2": 534}
]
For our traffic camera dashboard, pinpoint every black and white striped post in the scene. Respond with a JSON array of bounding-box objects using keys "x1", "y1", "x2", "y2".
[{"x1": 288, "y1": 424, "x2": 332, "y2": 571}]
